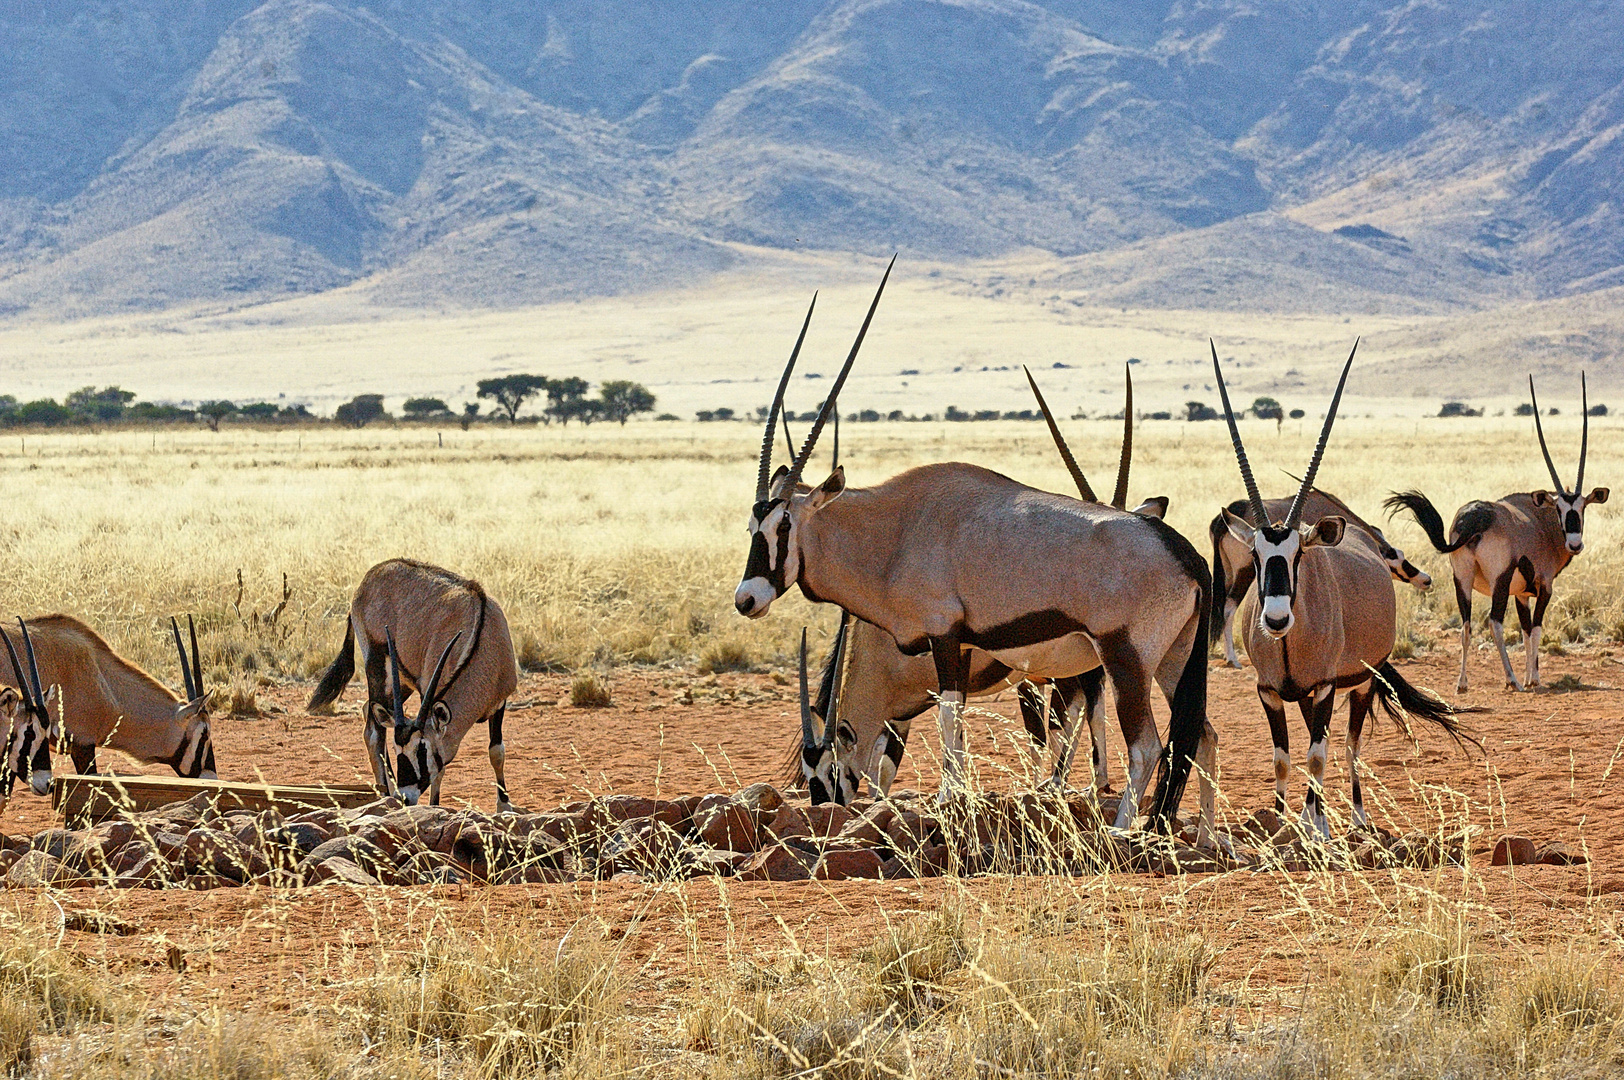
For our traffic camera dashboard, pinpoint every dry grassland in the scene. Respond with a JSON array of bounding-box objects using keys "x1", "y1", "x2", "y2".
[
  {"x1": 0, "y1": 415, "x2": 1613, "y2": 685},
  {"x1": 0, "y1": 416, "x2": 1619, "y2": 1078}
]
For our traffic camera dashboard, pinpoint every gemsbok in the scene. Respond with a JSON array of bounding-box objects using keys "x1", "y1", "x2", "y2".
[
  {"x1": 307, "y1": 559, "x2": 519, "y2": 810},
  {"x1": 1210, "y1": 488, "x2": 1432, "y2": 667},
  {"x1": 735, "y1": 261, "x2": 1211, "y2": 832},
  {"x1": 1385, "y1": 373, "x2": 1607, "y2": 692},
  {"x1": 1212, "y1": 342, "x2": 1471, "y2": 834},
  {"x1": 0, "y1": 614, "x2": 217, "y2": 784},
  {"x1": 0, "y1": 623, "x2": 57, "y2": 810},
  {"x1": 792, "y1": 365, "x2": 1176, "y2": 806}
]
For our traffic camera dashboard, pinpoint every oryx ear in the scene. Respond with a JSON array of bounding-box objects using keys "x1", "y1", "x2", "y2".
[
  {"x1": 176, "y1": 696, "x2": 205, "y2": 720},
  {"x1": 429, "y1": 700, "x2": 451, "y2": 733},
  {"x1": 0, "y1": 686, "x2": 18, "y2": 714},
  {"x1": 1587, "y1": 487, "x2": 1609, "y2": 505},
  {"x1": 1305, "y1": 515, "x2": 1346, "y2": 547},
  {"x1": 805, "y1": 467, "x2": 845, "y2": 510},
  {"x1": 1221, "y1": 507, "x2": 1255, "y2": 546},
  {"x1": 1132, "y1": 495, "x2": 1169, "y2": 520},
  {"x1": 1531, "y1": 490, "x2": 1555, "y2": 507},
  {"x1": 368, "y1": 701, "x2": 393, "y2": 729},
  {"x1": 768, "y1": 464, "x2": 792, "y2": 500}
]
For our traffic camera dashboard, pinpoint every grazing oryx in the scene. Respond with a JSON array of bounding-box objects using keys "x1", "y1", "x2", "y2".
[
  {"x1": 0, "y1": 623, "x2": 58, "y2": 810},
  {"x1": 0, "y1": 614, "x2": 216, "y2": 783},
  {"x1": 791, "y1": 365, "x2": 1178, "y2": 806},
  {"x1": 735, "y1": 261, "x2": 1211, "y2": 832},
  {"x1": 1385, "y1": 374, "x2": 1607, "y2": 693},
  {"x1": 1210, "y1": 488, "x2": 1432, "y2": 667},
  {"x1": 1213, "y1": 342, "x2": 1471, "y2": 834},
  {"x1": 307, "y1": 559, "x2": 519, "y2": 810}
]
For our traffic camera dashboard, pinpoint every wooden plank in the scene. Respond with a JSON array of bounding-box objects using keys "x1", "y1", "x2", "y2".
[{"x1": 52, "y1": 774, "x2": 380, "y2": 826}]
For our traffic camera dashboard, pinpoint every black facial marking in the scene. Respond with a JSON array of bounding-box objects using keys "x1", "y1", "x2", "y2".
[
  {"x1": 1261, "y1": 555, "x2": 1292, "y2": 598},
  {"x1": 1565, "y1": 509, "x2": 1582, "y2": 534}
]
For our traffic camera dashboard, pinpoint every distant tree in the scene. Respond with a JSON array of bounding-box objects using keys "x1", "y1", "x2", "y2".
[
  {"x1": 695, "y1": 410, "x2": 715, "y2": 422},
  {"x1": 239, "y1": 402, "x2": 280, "y2": 420},
  {"x1": 126, "y1": 401, "x2": 193, "y2": 422},
  {"x1": 544, "y1": 377, "x2": 589, "y2": 425},
  {"x1": 1438, "y1": 402, "x2": 1481, "y2": 418},
  {"x1": 1148, "y1": 410, "x2": 1172, "y2": 421},
  {"x1": 1589, "y1": 403, "x2": 1608, "y2": 417},
  {"x1": 713, "y1": 407, "x2": 735, "y2": 421},
  {"x1": 13, "y1": 399, "x2": 71, "y2": 427},
  {"x1": 403, "y1": 397, "x2": 450, "y2": 418},
  {"x1": 279, "y1": 404, "x2": 314, "y2": 421},
  {"x1": 335, "y1": 394, "x2": 386, "y2": 428},
  {"x1": 1288, "y1": 408, "x2": 1305, "y2": 419},
  {"x1": 198, "y1": 400, "x2": 238, "y2": 432},
  {"x1": 1250, "y1": 396, "x2": 1284, "y2": 423},
  {"x1": 598, "y1": 380, "x2": 656, "y2": 425},
  {"x1": 572, "y1": 399, "x2": 609, "y2": 425},
  {"x1": 460, "y1": 402, "x2": 480, "y2": 431},
  {"x1": 66, "y1": 386, "x2": 135, "y2": 422},
  {"x1": 655, "y1": 413, "x2": 680, "y2": 421},
  {"x1": 1186, "y1": 401, "x2": 1219, "y2": 422},
  {"x1": 1514, "y1": 403, "x2": 1535, "y2": 417},
  {"x1": 477, "y1": 375, "x2": 549, "y2": 422}
]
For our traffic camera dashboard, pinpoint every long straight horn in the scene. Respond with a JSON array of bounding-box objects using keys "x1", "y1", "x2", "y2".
[
  {"x1": 171, "y1": 617, "x2": 196, "y2": 702},
  {"x1": 0, "y1": 628, "x2": 33, "y2": 713},
  {"x1": 832, "y1": 410, "x2": 840, "y2": 472},
  {"x1": 18, "y1": 621, "x2": 44, "y2": 712},
  {"x1": 1285, "y1": 339, "x2": 1357, "y2": 531},
  {"x1": 799, "y1": 629, "x2": 817, "y2": 751},
  {"x1": 187, "y1": 615, "x2": 203, "y2": 700},
  {"x1": 1024, "y1": 365, "x2": 1097, "y2": 502},
  {"x1": 784, "y1": 256, "x2": 895, "y2": 488},
  {"x1": 1112, "y1": 363, "x2": 1134, "y2": 510},
  {"x1": 385, "y1": 628, "x2": 406, "y2": 726},
  {"x1": 1578, "y1": 371, "x2": 1588, "y2": 493},
  {"x1": 757, "y1": 294, "x2": 818, "y2": 502},
  {"x1": 826, "y1": 611, "x2": 849, "y2": 744},
  {"x1": 1211, "y1": 340, "x2": 1268, "y2": 525},
  {"x1": 421, "y1": 631, "x2": 464, "y2": 707},
  {"x1": 1529, "y1": 375, "x2": 1567, "y2": 494}
]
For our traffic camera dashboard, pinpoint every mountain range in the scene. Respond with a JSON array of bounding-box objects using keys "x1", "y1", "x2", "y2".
[{"x1": 1, "y1": 0, "x2": 1620, "y2": 318}]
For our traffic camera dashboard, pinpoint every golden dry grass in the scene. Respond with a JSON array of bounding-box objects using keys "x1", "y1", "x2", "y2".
[{"x1": 0, "y1": 414, "x2": 1613, "y2": 691}]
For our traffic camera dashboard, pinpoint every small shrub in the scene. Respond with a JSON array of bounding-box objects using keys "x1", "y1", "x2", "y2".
[
  {"x1": 1439, "y1": 401, "x2": 1482, "y2": 418},
  {"x1": 570, "y1": 670, "x2": 613, "y2": 707},
  {"x1": 698, "y1": 640, "x2": 754, "y2": 674}
]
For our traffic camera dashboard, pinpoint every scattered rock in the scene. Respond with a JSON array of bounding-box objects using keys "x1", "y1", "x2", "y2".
[
  {"x1": 815, "y1": 848, "x2": 884, "y2": 881},
  {"x1": 694, "y1": 795, "x2": 759, "y2": 854},
  {"x1": 1535, "y1": 840, "x2": 1586, "y2": 866},
  {"x1": 740, "y1": 844, "x2": 815, "y2": 882},
  {"x1": 1492, "y1": 835, "x2": 1538, "y2": 866},
  {"x1": 305, "y1": 856, "x2": 379, "y2": 886},
  {"x1": 6, "y1": 851, "x2": 86, "y2": 888}
]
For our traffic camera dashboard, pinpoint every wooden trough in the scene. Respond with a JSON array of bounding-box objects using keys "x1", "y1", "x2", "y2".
[{"x1": 52, "y1": 774, "x2": 380, "y2": 827}]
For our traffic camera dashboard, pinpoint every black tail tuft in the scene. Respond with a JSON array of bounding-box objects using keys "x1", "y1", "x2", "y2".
[
  {"x1": 306, "y1": 620, "x2": 357, "y2": 711},
  {"x1": 1370, "y1": 660, "x2": 1482, "y2": 753},
  {"x1": 1208, "y1": 513, "x2": 1230, "y2": 644},
  {"x1": 1148, "y1": 577, "x2": 1211, "y2": 833},
  {"x1": 1384, "y1": 489, "x2": 1475, "y2": 553}
]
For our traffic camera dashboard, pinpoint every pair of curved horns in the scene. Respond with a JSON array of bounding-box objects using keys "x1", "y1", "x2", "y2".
[
  {"x1": 1023, "y1": 364, "x2": 1134, "y2": 508},
  {"x1": 1529, "y1": 371, "x2": 1588, "y2": 496},
  {"x1": 799, "y1": 613, "x2": 850, "y2": 754},
  {"x1": 384, "y1": 627, "x2": 464, "y2": 729},
  {"x1": 170, "y1": 615, "x2": 203, "y2": 704},
  {"x1": 1214, "y1": 339, "x2": 1357, "y2": 531},
  {"x1": 0, "y1": 619, "x2": 46, "y2": 717},
  {"x1": 756, "y1": 258, "x2": 896, "y2": 501}
]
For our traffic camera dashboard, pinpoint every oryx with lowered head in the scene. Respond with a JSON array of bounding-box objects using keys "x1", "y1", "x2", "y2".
[
  {"x1": 0, "y1": 614, "x2": 217, "y2": 790},
  {"x1": 736, "y1": 262, "x2": 1211, "y2": 832},
  {"x1": 1213, "y1": 342, "x2": 1472, "y2": 834},
  {"x1": 1385, "y1": 373, "x2": 1607, "y2": 692},
  {"x1": 307, "y1": 559, "x2": 519, "y2": 810},
  {"x1": 1210, "y1": 488, "x2": 1432, "y2": 667},
  {"x1": 0, "y1": 623, "x2": 57, "y2": 811},
  {"x1": 791, "y1": 364, "x2": 1181, "y2": 806}
]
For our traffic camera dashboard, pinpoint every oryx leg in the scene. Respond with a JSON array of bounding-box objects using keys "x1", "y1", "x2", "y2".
[
  {"x1": 1298, "y1": 684, "x2": 1334, "y2": 838},
  {"x1": 1259, "y1": 687, "x2": 1290, "y2": 817},
  {"x1": 1515, "y1": 596, "x2": 1536, "y2": 689},
  {"x1": 1529, "y1": 584, "x2": 1553, "y2": 690},
  {"x1": 1099, "y1": 633, "x2": 1158, "y2": 830},
  {"x1": 1079, "y1": 669, "x2": 1110, "y2": 794},
  {"x1": 1015, "y1": 681, "x2": 1049, "y2": 776},
  {"x1": 1454, "y1": 573, "x2": 1474, "y2": 693},
  {"x1": 870, "y1": 719, "x2": 909, "y2": 797},
  {"x1": 930, "y1": 637, "x2": 973, "y2": 800},
  {"x1": 1345, "y1": 678, "x2": 1374, "y2": 831},
  {"x1": 1194, "y1": 719, "x2": 1221, "y2": 850},
  {"x1": 361, "y1": 640, "x2": 396, "y2": 794},
  {"x1": 1488, "y1": 565, "x2": 1524, "y2": 691},
  {"x1": 488, "y1": 704, "x2": 514, "y2": 813},
  {"x1": 1222, "y1": 565, "x2": 1254, "y2": 668},
  {"x1": 1044, "y1": 671, "x2": 1107, "y2": 795}
]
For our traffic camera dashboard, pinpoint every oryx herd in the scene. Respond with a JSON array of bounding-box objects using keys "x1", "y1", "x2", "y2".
[
  {"x1": 0, "y1": 264, "x2": 1605, "y2": 845},
  {"x1": 740, "y1": 264, "x2": 1605, "y2": 838},
  {"x1": 0, "y1": 558, "x2": 520, "y2": 818}
]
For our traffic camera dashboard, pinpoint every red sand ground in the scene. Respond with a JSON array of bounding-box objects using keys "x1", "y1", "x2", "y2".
[{"x1": 4, "y1": 645, "x2": 1622, "y2": 1024}]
